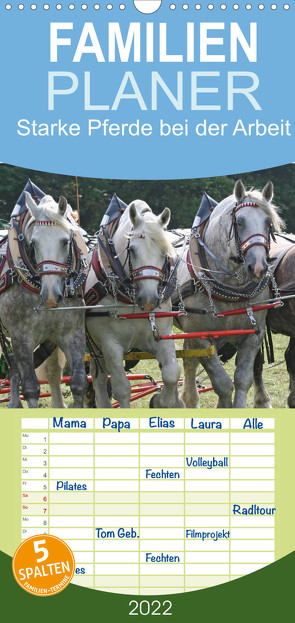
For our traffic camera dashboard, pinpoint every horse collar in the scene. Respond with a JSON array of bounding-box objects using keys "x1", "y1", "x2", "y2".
[{"x1": 6, "y1": 213, "x2": 89, "y2": 298}]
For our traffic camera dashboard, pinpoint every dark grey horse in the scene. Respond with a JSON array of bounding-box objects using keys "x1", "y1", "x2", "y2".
[
  {"x1": 253, "y1": 234, "x2": 295, "y2": 408},
  {"x1": 0, "y1": 194, "x2": 88, "y2": 408}
]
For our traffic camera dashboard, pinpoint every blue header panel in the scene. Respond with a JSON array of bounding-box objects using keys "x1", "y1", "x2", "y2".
[{"x1": 0, "y1": 2, "x2": 294, "y2": 179}]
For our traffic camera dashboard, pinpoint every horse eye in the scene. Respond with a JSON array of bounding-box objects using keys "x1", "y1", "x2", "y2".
[{"x1": 236, "y1": 218, "x2": 244, "y2": 227}]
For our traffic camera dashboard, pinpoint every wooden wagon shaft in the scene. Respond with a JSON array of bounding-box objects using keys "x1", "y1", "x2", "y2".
[{"x1": 124, "y1": 346, "x2": 215, "y2": 360}]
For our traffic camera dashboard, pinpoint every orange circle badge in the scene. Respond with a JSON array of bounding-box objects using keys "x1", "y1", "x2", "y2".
[{"x1": 12, "y1": 535, "x2": 75, "y2": 596}]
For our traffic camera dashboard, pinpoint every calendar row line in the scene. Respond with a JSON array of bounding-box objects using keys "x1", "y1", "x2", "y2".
[
  {"x1": 21, "y1": 432, "x2": 275, "y2": 443},
  {"x1": 21, "y1": 417, "x2": 275, "y2": 431}
]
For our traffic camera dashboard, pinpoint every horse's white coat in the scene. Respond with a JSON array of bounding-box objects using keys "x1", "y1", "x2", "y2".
[{"x1": 85, "y1": 200, "x2": 184, "y2": 408}]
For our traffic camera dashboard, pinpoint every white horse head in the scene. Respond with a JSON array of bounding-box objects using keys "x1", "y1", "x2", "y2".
[
  {"x1": 25, "y1": 192, "x2": 77, "y2": 308},
  {"x1": 113, "y1": 199, "x2": 173, "y2": 311},
  {"x1": 208, "y1": 179, "x2": 284, "y2": 281}
]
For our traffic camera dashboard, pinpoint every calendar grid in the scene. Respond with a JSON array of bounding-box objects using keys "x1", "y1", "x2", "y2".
[
  {"x1": 183, "y1": 425, "x2": 186, "y2": 595},
  {"x1": 20, "y1": 415, "x2": 276, "y2": 594},
  {"x1": 93, "y1": 426, "x2": 95, "y2": 590},
  {"x1": 138, "y1": 427, "x2": 141, "y2": 596}
]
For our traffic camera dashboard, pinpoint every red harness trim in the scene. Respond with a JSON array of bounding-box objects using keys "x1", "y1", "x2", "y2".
[
  {"x1": 131, "y1": 265, "x2": 165, "y2": 282},
  {"x1": 92, "y1": 248, "x2": 106, "y2": 283},
  {"x1": 187, "y1": 249, "x2": 195, "y2": 280},
  {"x1": 0, "y1": 257, "x2": 5, "y2": 276},
  {"x1": 239, "y1": 233, "x2": 270, "y2": 254},
  {"x1": 0, "y1": 273, "x2": 8, "y2": 295},
  {"x1": 234, "y1": 202, "x2": 259, "y2": 213},
  {"x1": 36, "y1": 259, "x2": 69, "y2": 276}
]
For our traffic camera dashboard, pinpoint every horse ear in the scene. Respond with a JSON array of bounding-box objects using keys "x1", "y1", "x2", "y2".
[
  {"x1": 129, "y1": 202, "x2": 142, "y2": 228},
  {"x1": 262, "y1": 181, "x2": 274, "y2": 203},
  {"x1": 158, "y1": 207, "x2": 171, "y2": 228},
  {"x1": 234, "y1": 179, "x2": 246, "y2": 203},
  {"x1": 58, "y1": 196, "x2": 67, "y2": 216},
  {"x1": 24, "y1": 191, "x2": 39, "y2": 218}
]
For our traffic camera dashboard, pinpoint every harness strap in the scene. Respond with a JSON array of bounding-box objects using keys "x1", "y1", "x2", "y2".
[
  {"x1": 89, "y1": 246, "x2": 133, "y2": 305},
  {"x1": 0, "y1": 269, "x2": 15, "y2": 295},
  {"x1": 264, "y1": 317, "x2": 275, "y2": 364},
  {"x1": 36, "y1": 260, "x2": 69, "y2": 276},
  {"x1": 194, "y1": 231, "x2": 235, "y2": 275},
  {"x1": 98, "y1": 228, "x2": 130, "y2": 286},
  {"x1": 131, "y1": 266, "x2": 165, "y2": 281},
  {"x1": 239, "y1": 234, "x2": 270, "y2": 254},
  {"x1": 0, "y1": 320, "x2": 11, "y2": 370},
  {"x1": 33, "y1": 341, "x2": 57, "y2": 369},
  {"x1": 8, "y1": 219, "x2": 40, "y2": 292}
]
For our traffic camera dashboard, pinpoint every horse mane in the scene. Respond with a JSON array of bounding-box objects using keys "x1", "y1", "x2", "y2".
[
  {"x1": 126, "y1": 200, "x2": 174, "y2": 258},
  {"x1": 27, "y1": 195, "x2": 77, "y2": 233},
  {"x1": 245, "y1": 189, "x2": 284, "y2": 232}
]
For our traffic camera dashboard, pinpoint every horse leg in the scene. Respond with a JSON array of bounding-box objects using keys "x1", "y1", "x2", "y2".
[
  {"x1": 253, "y1": 348, "x2": 272, "y2": 409},
  {"x1": 182, "y1": 339, "x2": 200, "y2": 408},
  {"x1": 285, "y1": 338, "x2": 295, "y2": 408},
  {"x1": 233, "y1": 336, "x2": 264, "y2": 408},
  {"x1": 103, "y1": 345, "x2": 131, "y2": 408},
  {"x1": 182, "y1": 339, "x2": 233, "y2": 408},
  {"x1": 7, "y1": 355, "x2": 23, "y2": 409},
  {"x1": 60, "y1": 334, "x2": 88, "y2": 409},
  {"x1": 90, "y1": 357, "x2": 112, "y2": 409},
  {"x1": 150, "y1": 341, "x2": 184, "y2": 408},
  {"x1": 37, "y1": 348, "x2": 67, "y2": 409},
  {"x1": 201, "y1": 350, "x2": 233, "y2": 408},
  {"x1": 10, "y1": 341, "x2": 40, "y2": 408}
]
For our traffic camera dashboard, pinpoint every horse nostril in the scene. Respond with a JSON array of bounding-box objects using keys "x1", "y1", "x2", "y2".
[{"x1": 136, "y1": 295, "x2": 144, "y2": 310}]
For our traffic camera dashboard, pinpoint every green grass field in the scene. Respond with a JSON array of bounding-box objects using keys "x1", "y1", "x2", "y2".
[{"x1": 2, "y1": 333, "x2": 290, "y2": 409}]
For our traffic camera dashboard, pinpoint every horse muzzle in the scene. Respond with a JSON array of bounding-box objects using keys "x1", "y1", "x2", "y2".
[
  {"x1": 246, "y1": 246, "x2": 268, "y2": 281},
  {"x1": 246, "y1": 253, "x2": 268, "y2": 280},
  {"x1": 136, "y1": 293, "x2": 160, "y2": 312},
  {"x1": 40, "y1": 279, "x2": 64, "y2": 309}
]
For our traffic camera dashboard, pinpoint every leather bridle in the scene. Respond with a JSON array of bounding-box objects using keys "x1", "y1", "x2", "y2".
[
  {"x1": 126, "y1": 235, "x2": 175, "y2": 303},
  {"x1": 8, "y1": 217, "x2": 89, "y2": 297},
  {"x1": 229, "y1": 201, "x2": 276, "y2": 265}
]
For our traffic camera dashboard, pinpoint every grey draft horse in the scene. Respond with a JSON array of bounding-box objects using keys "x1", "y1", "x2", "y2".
[
  {"x1": 173, "y1": 180, "x2": 283, "y2": 408},
  {"x1": 85, "y1": 200, "x2": 185, "y2": 409},
  {"x1": 0, "y1": 193, "x2": 88, "y2": 408}
]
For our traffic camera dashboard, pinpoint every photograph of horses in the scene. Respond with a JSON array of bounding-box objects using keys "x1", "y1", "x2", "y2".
[{"x1": 1, "y1": 163, "x2": 295, "y2": 409}]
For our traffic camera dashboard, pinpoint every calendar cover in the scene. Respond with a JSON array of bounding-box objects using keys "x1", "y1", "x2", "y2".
[{"x1": 0, "y1": 2, "x2": 294, "y2": 621}]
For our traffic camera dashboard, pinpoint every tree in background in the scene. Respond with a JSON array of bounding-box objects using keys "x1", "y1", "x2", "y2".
[{"x1": 0, "y1": 163, "x2": 294, "y2": 233}]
